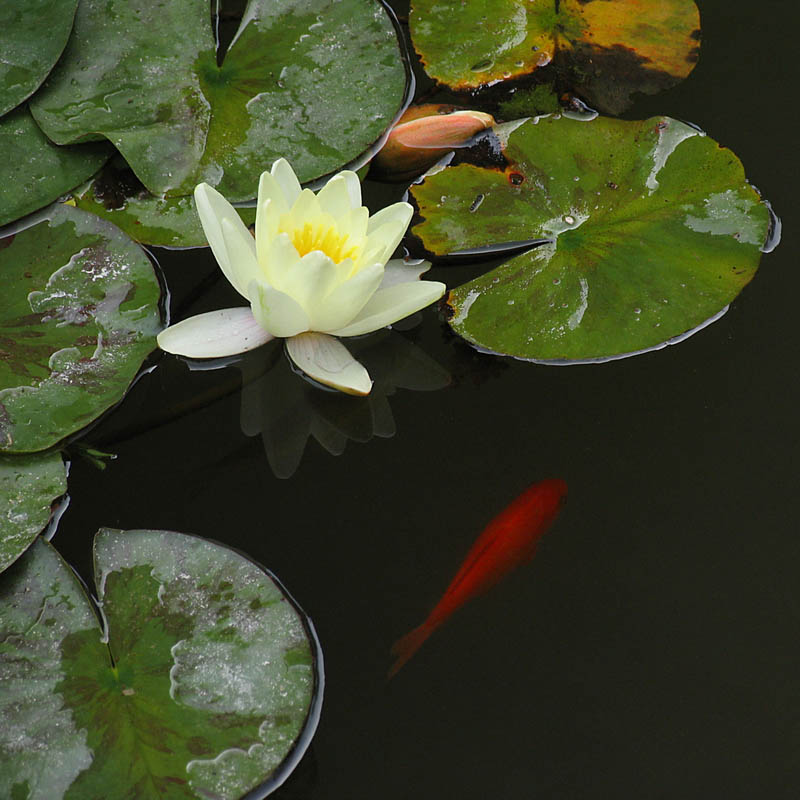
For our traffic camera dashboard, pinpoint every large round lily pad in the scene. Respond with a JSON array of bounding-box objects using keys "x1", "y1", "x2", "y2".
[
  {"x1": 0, "y1": 530, "x2": 321, "y2": 799},
  {"x1": 410, "y1": 0, "x2": 700, "y2": 113},
  {"x1": 30, "y1": 0, "x2": 408, "y2": 200},
  {"x1": 0, "y1": 107, "x2": 111, "y2": 227},
  {"x1": 411, "y1": 115, "x2": 772, "y2": 362},
  {"x1": 0, "y1": 204, "x2": 162, "y2": 453},
  {"x1": 71, "y1": 159, "x2": 256, "y2": 248},
  {"x1": 0, "y1": 0, "x2": 79, "y2": 117},
  {"x1": 0, "y1": 451, "x2": 66, "y2": 574}
]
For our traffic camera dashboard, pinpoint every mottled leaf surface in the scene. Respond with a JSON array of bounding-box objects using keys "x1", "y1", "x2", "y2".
[
  {"x1": 0, "y1": 451, "x2": 66, "y2": 574},
  {"x1": 0, "y1": 205, "x2": 161, "y2": 453},
  {"x1": 72, "y1": 161, "x2": 256, "y2": 248},
  {"x1": 410, "y1": 0, "x2": 700, "y2": 112},
  {"x1": 0, "y1": 0, "x2": 79, "y2": 117},
  {"x1": 411, "y1": 115, "x2": 771, "y2": 361},
  {"x1": 0, "y1": 107, "x2": 110, "y2": 227},
  {"x1": 30, "y1": 0, "x2": 407, "y2": 200},
  {"x1": 0, "y1": 530, "x2": 319, "y2": 799}
]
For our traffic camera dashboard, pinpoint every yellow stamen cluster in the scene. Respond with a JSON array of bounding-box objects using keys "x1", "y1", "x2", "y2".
[{"x1": 285, "y1": 221, "x2": 360, "y2": 264}]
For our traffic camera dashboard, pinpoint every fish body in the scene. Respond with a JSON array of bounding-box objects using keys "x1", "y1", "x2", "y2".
[{"x1": 389, "y1": 478, "x2": 567, "y2": 677}]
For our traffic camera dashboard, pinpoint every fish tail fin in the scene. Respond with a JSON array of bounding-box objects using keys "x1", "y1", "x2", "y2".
[{"x1": 388, "y1": 621, "x2": 434, "y2": 680}]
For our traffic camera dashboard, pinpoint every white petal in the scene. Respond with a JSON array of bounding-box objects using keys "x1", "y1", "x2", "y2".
[
  {"x1": 312, "y1": 262, "x2": 384, "y2": 332},
  {"x1": 379, "y1": 257, "x2": 432, "y2": 289},
  {"x1": 262, "y1": 232, "x2": 301, "y2": 289},
  {"x1": 340, "y1": 170, "x2": 362, "y2": 208},
  {"x1": 157, "y1": 307, "x2": 273, "y2": 358},
  {"x1": 257, "y1": 171, "x2": 290, "y2": 216},
  {"x1": 287, "y1": 188, "x2": 321, "y2": 226},
  {"x1": 194, "y1": 184, "x2": 258, "y2": 299},
  {"x1": 329, "y1": 280, "x2": 446, "y2": 337},
  {"x1": 255, "y1": 197, "x2": 278, "y2": 267},
  {"x1": 366, "y1": 201, "x2": 412, "y2": 235},
  {"x1": 316, "y1": 172, "x2": 360, "y2": 218},
  {"x1": 271, "y1": 158, "x2": 302, "y2": 206},
  {"x1": 249, "y1": 279, "x2": 310, "y2": 337},
  {"x1": 362, "y1": 218, "x2": 409, "y2": 266},
  {"x1": 344, "y1": 206, "x2": 369, "y2": 241},
  {"x1": 220, "y1": 217, "x2": 261, "y2": 297},
  {"x1": 281, "y1": 250, "x2": 341, "y2": 312},
  {"x1": 286, "y1": 332, "x2": 372, "y2": 395}
]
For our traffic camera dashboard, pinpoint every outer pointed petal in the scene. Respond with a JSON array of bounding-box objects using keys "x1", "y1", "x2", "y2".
[
  {"x1": 316, "y1": 172, "x2": 361, "y2": 218},
  {"x1": 249, "y1": 279, "x2": 310, "y2": 337},
  {"x1": 194, "y1": 183, "x2": 230, "y2": 273},
  {"x1": 286, "y1": 332, "x2": 372, "y2": 395},
  {"x1": 157, "y1": 307, "x2": 273, "y2": 358},
  {"x1": 272, "y1": 158, "x2": 302, "y2": 206},
  {"x1": 257, "y1": 171, "x2": 290, "y2": 216},
  {"x1": 379, "y1": 257, "x2": 432, "y2": 289},
  {"x1": 344, "y1": 206, "x2": 369, "y2": 241},
  {"x1": 312, "y1": 262, "x2": 385, "y2": 332},
  {"x1": 220, "y1": 217, "x2": 260, "y2": 298},
  {"x1": 363, "y1": 216, "x2": 411, "y2": 265},
  {"x1": 339, "y1": 170, "x2": 362, "y2": 208},
  {"x1": 194, "y1": 183, "x2": 258, "y2": 299},
  {"x1": 366, "y1": 201, "x2": 412, "y2": 235},
  {"x1": 329, "y1": 280, "x2": 446, "y2": 337}
]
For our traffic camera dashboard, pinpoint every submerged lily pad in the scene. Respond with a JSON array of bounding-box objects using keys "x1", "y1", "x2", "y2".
[
  {"x1": 0, "y1": 530, "x2": 321, "y2": 799},
  {"x1": 410, "y1": 0, "x2": 700, "y2": 113},
  {"x1": 0, "y1": 451, "x2": 66, "y2": 574},
  {"x1": 0, "y1": 107, "x2": 110, "y2": 227},
  {"x1": 0, "y1": 0, "x2": 79, "y2": 117},
  {"x1": 411, "y1": 115, "x2": 772, "y2": 361},
  {"x1": 71, "y1": 160, "x2": 256, "y2": 248},
  {"x1": 30, "y1": 0, "x2": 407, "y2": 200},
  {"x1": 0, "y1": 204, "x2": 161, "y2": 453}
]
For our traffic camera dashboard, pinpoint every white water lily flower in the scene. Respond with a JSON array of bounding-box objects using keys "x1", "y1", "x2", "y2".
[{"x1": 157, "y1": 159, "x2": 446, "y2": 395}]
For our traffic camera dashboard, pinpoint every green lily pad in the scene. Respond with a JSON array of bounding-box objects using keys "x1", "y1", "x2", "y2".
[
  {"x1": 0, "y1": 0, "x2": 79, "y2": 117},
  {"x1": 71, "y1": 160, "x2": 256, "y2": 248},
  {"x1": 410, "y1": 0, "x2": 700, "y2": 113},
  {"x1": 0, "y1": 451, "x2": 66, "y2": 574},
  {"x1": 0, "y1": 106, "x2": 111, "y2": 227},
  {"x1": 410, "y1": 115, "x2": 772, "y2": 362},
  {"x1": 0, "y1": 530, "x2": 321, "y2": 799},
  {"x1": 0, "y1": 204, "x2": 162, "y2": 453},
  {"x1": 30, "y1": 0, "x2": 407, "y2": 200}
]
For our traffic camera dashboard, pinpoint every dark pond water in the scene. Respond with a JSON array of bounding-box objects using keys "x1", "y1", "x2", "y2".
[{"x1": 52, "y1": 0, "x2": 799, "y2": 797}]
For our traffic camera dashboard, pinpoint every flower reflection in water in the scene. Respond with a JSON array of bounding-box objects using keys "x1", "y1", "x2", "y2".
[{"x1": 237, "y1": 329, "x2": 450, "y2": 478}]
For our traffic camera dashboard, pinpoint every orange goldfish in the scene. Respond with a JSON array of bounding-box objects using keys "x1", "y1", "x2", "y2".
[{"x1": 389, "y1": 478, "x2": 567, "y2": 677}]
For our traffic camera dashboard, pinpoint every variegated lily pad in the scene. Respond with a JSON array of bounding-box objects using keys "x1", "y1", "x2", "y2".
[
  {"x1": 411, "y1": 115, "x2": 773, "y2": 362},
  {"x1": 30, "y1": 0, "x2": 408, "y2": 200},
  {"x1": 0, "y1": 530, "x2": 321, "y2": 799},
  {"x1": 410, "y1": 0, "x2": 700, "y2": 113},
  {"x1": 0, "y1": 451, "x2": 66, "y2": 574},
  {"x1": 0, "y1": 204, "x2": 161, "y2": 453}
]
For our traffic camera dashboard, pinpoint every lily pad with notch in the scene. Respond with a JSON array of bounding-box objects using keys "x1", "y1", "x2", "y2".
[
  {"x1": 0, "y1": 0, "x2": 79, "y2": 117},
  {"x1": 410, "y1": 115, "x2": 774, "y2": 362},
  {"x1": 0, "y1": 204, "x2": 162, "y2": 453},
  {"x1": 71, "y1": 159, "x2": 256, "y2": 248},
  {"x1": 30, "y1": 0, "x2": 409, "y2": 200},
  {"x1": 409, "y1": 0, "x2": 700, "y2": 113},
  {"x1": 0, "y1": 106, "x2": 111, "y2": 228},
  {"x1": 0, "y1": 451, "x2": 67, "y2": 575},
  {"x1": 0, "y1": 529, "x2": 322, "y2": 799}
]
